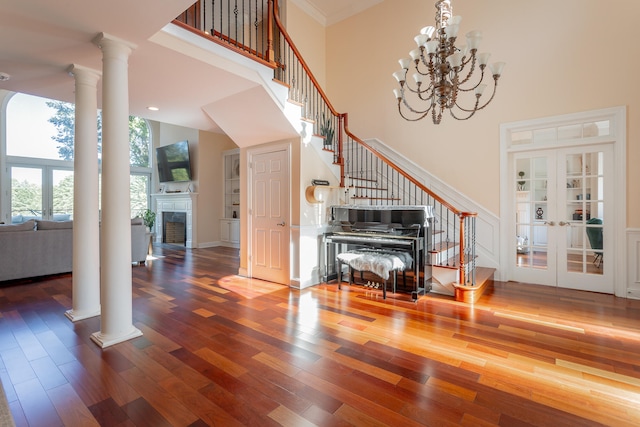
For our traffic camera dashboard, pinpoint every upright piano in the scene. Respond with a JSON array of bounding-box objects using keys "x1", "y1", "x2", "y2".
[{"x1": 323, "y1": 205, "x2": 434, "y2": 300}]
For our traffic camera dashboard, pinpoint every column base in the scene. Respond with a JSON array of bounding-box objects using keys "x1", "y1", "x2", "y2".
[
  {"x1": 65, "y1": 308, "x2": 101, "y2": 322},
  {"x1": 90, "y1": 327, "x2": 143, "y2": 348}
]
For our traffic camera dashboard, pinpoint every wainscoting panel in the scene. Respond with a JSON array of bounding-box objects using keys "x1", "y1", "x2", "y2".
[{"x1": 627, "y1": 229, "x2": 640, "y2": 299}]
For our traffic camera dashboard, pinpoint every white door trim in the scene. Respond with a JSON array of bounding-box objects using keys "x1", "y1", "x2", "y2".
[
  {"x1": 499, "y1": 106, "x2": 627, "y2": 296},
  {"x1": 246, "y1": 142, "x2": 291, "y2": 283}
]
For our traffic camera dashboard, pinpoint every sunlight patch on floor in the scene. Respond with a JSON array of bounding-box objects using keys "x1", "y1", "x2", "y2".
[
  {"x1": 494, "y1": 311, "x2": 586, "y2": 333},
  {"x1": 217, "y1": 275, "x2": 286, "y2": 299}
]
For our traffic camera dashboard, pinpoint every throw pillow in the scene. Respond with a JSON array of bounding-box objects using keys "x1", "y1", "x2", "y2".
[
  {"x1": 0, "y1": 219, "x2": 36, "y2": 232},
  {"x1": 36, "y1": 220, "x2": 73, "y2": 230}
]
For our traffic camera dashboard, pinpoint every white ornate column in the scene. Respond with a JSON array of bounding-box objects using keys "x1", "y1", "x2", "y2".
[
  {"x1": 91, "y1": 33, "x2": 142, "y2": 348},
  {"x1": 65, "y1": 64, "x2": 101, "y2": 322}
]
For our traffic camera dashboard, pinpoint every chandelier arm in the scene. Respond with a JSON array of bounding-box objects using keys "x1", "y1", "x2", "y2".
[
  {"x1": 417, "y1": 50, "x2": 432, "y2": 72},
  {"x1": 415, "y1": 65, "x2": 433, "y2": 77},
  {"x1": 402, "y1": 79, "x2": 435, "y2": 98},
  {"x1": 400, "y1": 87, "x2": 435, "y2": 116},
  {"x1": 473, "y1": 78, "x2": 499, "y2": 111},
  {"x1": 454, "y1": 54, "x2": 478, "y2": 87},
  {"x1": 398, "y1": 100, "x2": 434, "y2": 122},
  {"x1": 417, "y1": 84, "x2": 436, "y2": 101},
  {"x1": 456, "y1": 67, "x2": 487, "y2": 92},
  {"x1": 417, "y1": 51, "x2": 440, "y2": 77},
  {"x1": 454, "y1": 78, "x2": 499, "y2": 112},
  {"x1": 449, "y1": 96, "x2": 481, "y2": 120}
]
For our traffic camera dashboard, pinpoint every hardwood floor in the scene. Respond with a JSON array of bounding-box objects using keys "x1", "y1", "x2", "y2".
[{"x1": 1, "y1": 245, "x2": 640, "y2": 426}]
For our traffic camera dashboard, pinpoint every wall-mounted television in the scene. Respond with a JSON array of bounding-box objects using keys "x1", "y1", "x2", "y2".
[{"x1": 156, "y1": 140, "x2": 192, "y2": 183}]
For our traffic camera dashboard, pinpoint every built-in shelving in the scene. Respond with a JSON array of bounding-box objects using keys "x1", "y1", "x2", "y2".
[
  {"x1": 221, "y1": 148, "x2": 240, "y2": 246},
  {"x1": 224, "y1": 149, "x2": 240, "y2": 219}
]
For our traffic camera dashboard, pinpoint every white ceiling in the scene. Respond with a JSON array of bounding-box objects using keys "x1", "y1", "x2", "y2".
[{"x1": 0, "y1": 0, "x2": 375, "y2": 135}]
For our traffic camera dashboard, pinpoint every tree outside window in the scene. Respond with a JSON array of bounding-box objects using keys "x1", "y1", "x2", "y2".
[{"x1": 7, "y1": 93, "x2": 152, "y2": 221}]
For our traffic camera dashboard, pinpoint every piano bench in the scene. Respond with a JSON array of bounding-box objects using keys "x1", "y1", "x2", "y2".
[{"x1": 336, "y1": 249, "x2": 412, "y2": 299}]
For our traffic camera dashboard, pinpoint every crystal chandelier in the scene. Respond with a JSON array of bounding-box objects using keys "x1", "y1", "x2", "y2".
[{"x1": 393, "y1": 0, "x2": 505, "y2": 124}]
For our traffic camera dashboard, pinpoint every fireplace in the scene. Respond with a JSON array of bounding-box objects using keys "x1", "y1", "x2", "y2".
[
  {"x1": 163, "y1": 212, "x2": 186, "y2": 244},
  {"x1": 152, "y1": 192, "x2": 198, "y2": 248}
]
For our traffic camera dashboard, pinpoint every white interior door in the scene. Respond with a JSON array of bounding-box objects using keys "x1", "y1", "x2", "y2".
[
  {"x1": 510, "y1": 144, "x2": 613, "y2": 292},
  {"x1": 250, "y1": 148, "x2": 290, "y2": 285}
]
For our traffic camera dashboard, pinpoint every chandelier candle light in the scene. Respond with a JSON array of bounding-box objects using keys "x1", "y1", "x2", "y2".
[{"x1": 393, "y1": 0, "x2": 505, "y2": 124}]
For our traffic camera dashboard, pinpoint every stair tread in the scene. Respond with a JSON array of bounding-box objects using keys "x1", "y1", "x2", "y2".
[
  {"x1": 430, "y1": 241, "x2": 458, "y2": 252},
  {"x1": 351, "y1": 196, "x2": 401, "y2": 201},
  {"x1": 353, "y1": 185, "x2": 388, "y2": 190},
  {"x1": 287, "y1": 98, "x2": 304, "y2": 107},
  {"x1": 432, "y1": 254, "x2": 478, "y2": 269},
  {"x1": 346, "y1": 176, "x2": 378, "y2": 183}
]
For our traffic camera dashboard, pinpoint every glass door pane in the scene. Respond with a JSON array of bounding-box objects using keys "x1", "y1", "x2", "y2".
[
  {"x1": 512, "y1": 152, "x2": 556, "y2": 286},
  {"x1": 130, "y1": 174, "x2": 150, "y2": 219},
  {"x1": 52, "y1": 169, "x2": 74, "y2": 220},
  {"x1": 557, "y1": 146, "x2": 612, "y2": 293},
  {"x1": 563, "y1": 152, "x2": 602, "y2": 275},
  {"x1": 515, "y1": 156, "x2": 549, "y2": 268},
  {"x1": 10, "y1": 166, "x2": 43, "y2": 223}
]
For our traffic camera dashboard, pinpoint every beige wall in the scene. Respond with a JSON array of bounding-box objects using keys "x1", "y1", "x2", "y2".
[
  {"x1": 151, "y1": 121, "x2": 237, "y2": 247},
  {"x1": 198, "y1": 130, "x2": 238, "y2": 246},
  {"x1": 325, "y1": 0, "x2": 639, "y2": 227},
  {"x1": 285, "y1": 1, "x2": 327, "y2": 89}
]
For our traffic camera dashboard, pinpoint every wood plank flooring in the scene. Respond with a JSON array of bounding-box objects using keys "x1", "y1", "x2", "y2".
[{"x1": 2, "y1": 245, "x2": 640, "y2": 426}]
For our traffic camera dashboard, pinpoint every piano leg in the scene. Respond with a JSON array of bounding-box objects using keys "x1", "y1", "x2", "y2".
[{"x1": 393, "y1": 271, "x2": 397, "y2": 294}]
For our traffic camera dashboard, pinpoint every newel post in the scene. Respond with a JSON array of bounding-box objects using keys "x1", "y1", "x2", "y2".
[
  {"x1": 267, "y1": 0, "x2": 276, "y2": 64},
  {"x1": 459, "y1": 214, "x2": 466, "y2": 284}
]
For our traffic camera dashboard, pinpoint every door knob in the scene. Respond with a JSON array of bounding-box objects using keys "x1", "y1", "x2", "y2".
[
  {"x1": 544, "y1": 221, "x2": 555, "y2": 226},
  {"x1": 277, "y1": 221, "x2": 286, "y2": 227}
]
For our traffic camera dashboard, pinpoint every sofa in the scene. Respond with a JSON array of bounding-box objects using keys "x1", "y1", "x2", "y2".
[{"x1": 0, "y1": 218, "x2": 148, "y2": 282}]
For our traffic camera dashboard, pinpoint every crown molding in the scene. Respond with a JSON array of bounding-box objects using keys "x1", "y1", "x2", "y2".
[
  {"x1": 289, "y1": 0, "x2": 382, "y2": 27},
  {"x1": 289, "y1": 0, "x2": 327, "y2": 26}
]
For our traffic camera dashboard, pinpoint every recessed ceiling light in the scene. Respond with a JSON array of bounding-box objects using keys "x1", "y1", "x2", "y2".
[
  {"x1": 147, "y1": 106, "x2": 159, "y2": 111},
  {"x1": 0, "y1": 72, "x2": 10, "y2": 82}
]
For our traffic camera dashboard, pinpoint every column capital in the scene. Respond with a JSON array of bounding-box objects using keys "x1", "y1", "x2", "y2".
[
  {"x1": 92, "y1": 32, "x2": 137, "y2": 56},
  {"x1": 67, "y1": 64, "x2": 101, "y2": 85}
]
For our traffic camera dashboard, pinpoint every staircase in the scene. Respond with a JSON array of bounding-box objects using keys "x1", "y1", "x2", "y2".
[{"x1": 173, "y1": 0, "x2": 494, "y2": 302}]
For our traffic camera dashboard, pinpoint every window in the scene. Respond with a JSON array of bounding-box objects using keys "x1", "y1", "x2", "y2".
[{"x1": 5, "y1": 92, "x2": 152, "y2": 223}]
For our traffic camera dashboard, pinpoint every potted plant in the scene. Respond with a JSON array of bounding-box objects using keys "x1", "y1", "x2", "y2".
[
  {"x1": 320, "y1": 112, "x2": 334, "y2": 149},
  {"x1": 142, "y1": 208, "x2": 156, "y2": 232}
]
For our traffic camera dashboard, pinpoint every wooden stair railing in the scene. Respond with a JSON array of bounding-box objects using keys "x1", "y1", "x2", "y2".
[{"x1": 174, "y1": 0, "x2": 478, "y2": 286}]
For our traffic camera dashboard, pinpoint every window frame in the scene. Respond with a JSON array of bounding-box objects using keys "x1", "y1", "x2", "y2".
[{"x1": 1, "y1": 92, "x2": 153, "y2": 223}]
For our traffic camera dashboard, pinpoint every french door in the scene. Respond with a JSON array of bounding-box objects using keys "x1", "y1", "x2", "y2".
[
  {"x1": 9, "y1": 165, "x2": 74, "y2": 222},
  {"x1": 511, "y1": 144, "x2": 613, "y2": 293}
]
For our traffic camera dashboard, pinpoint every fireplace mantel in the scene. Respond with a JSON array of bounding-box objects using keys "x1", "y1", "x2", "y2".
[{"x1": 152, "y1": 192, "x2": 198, "y2": 248}]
